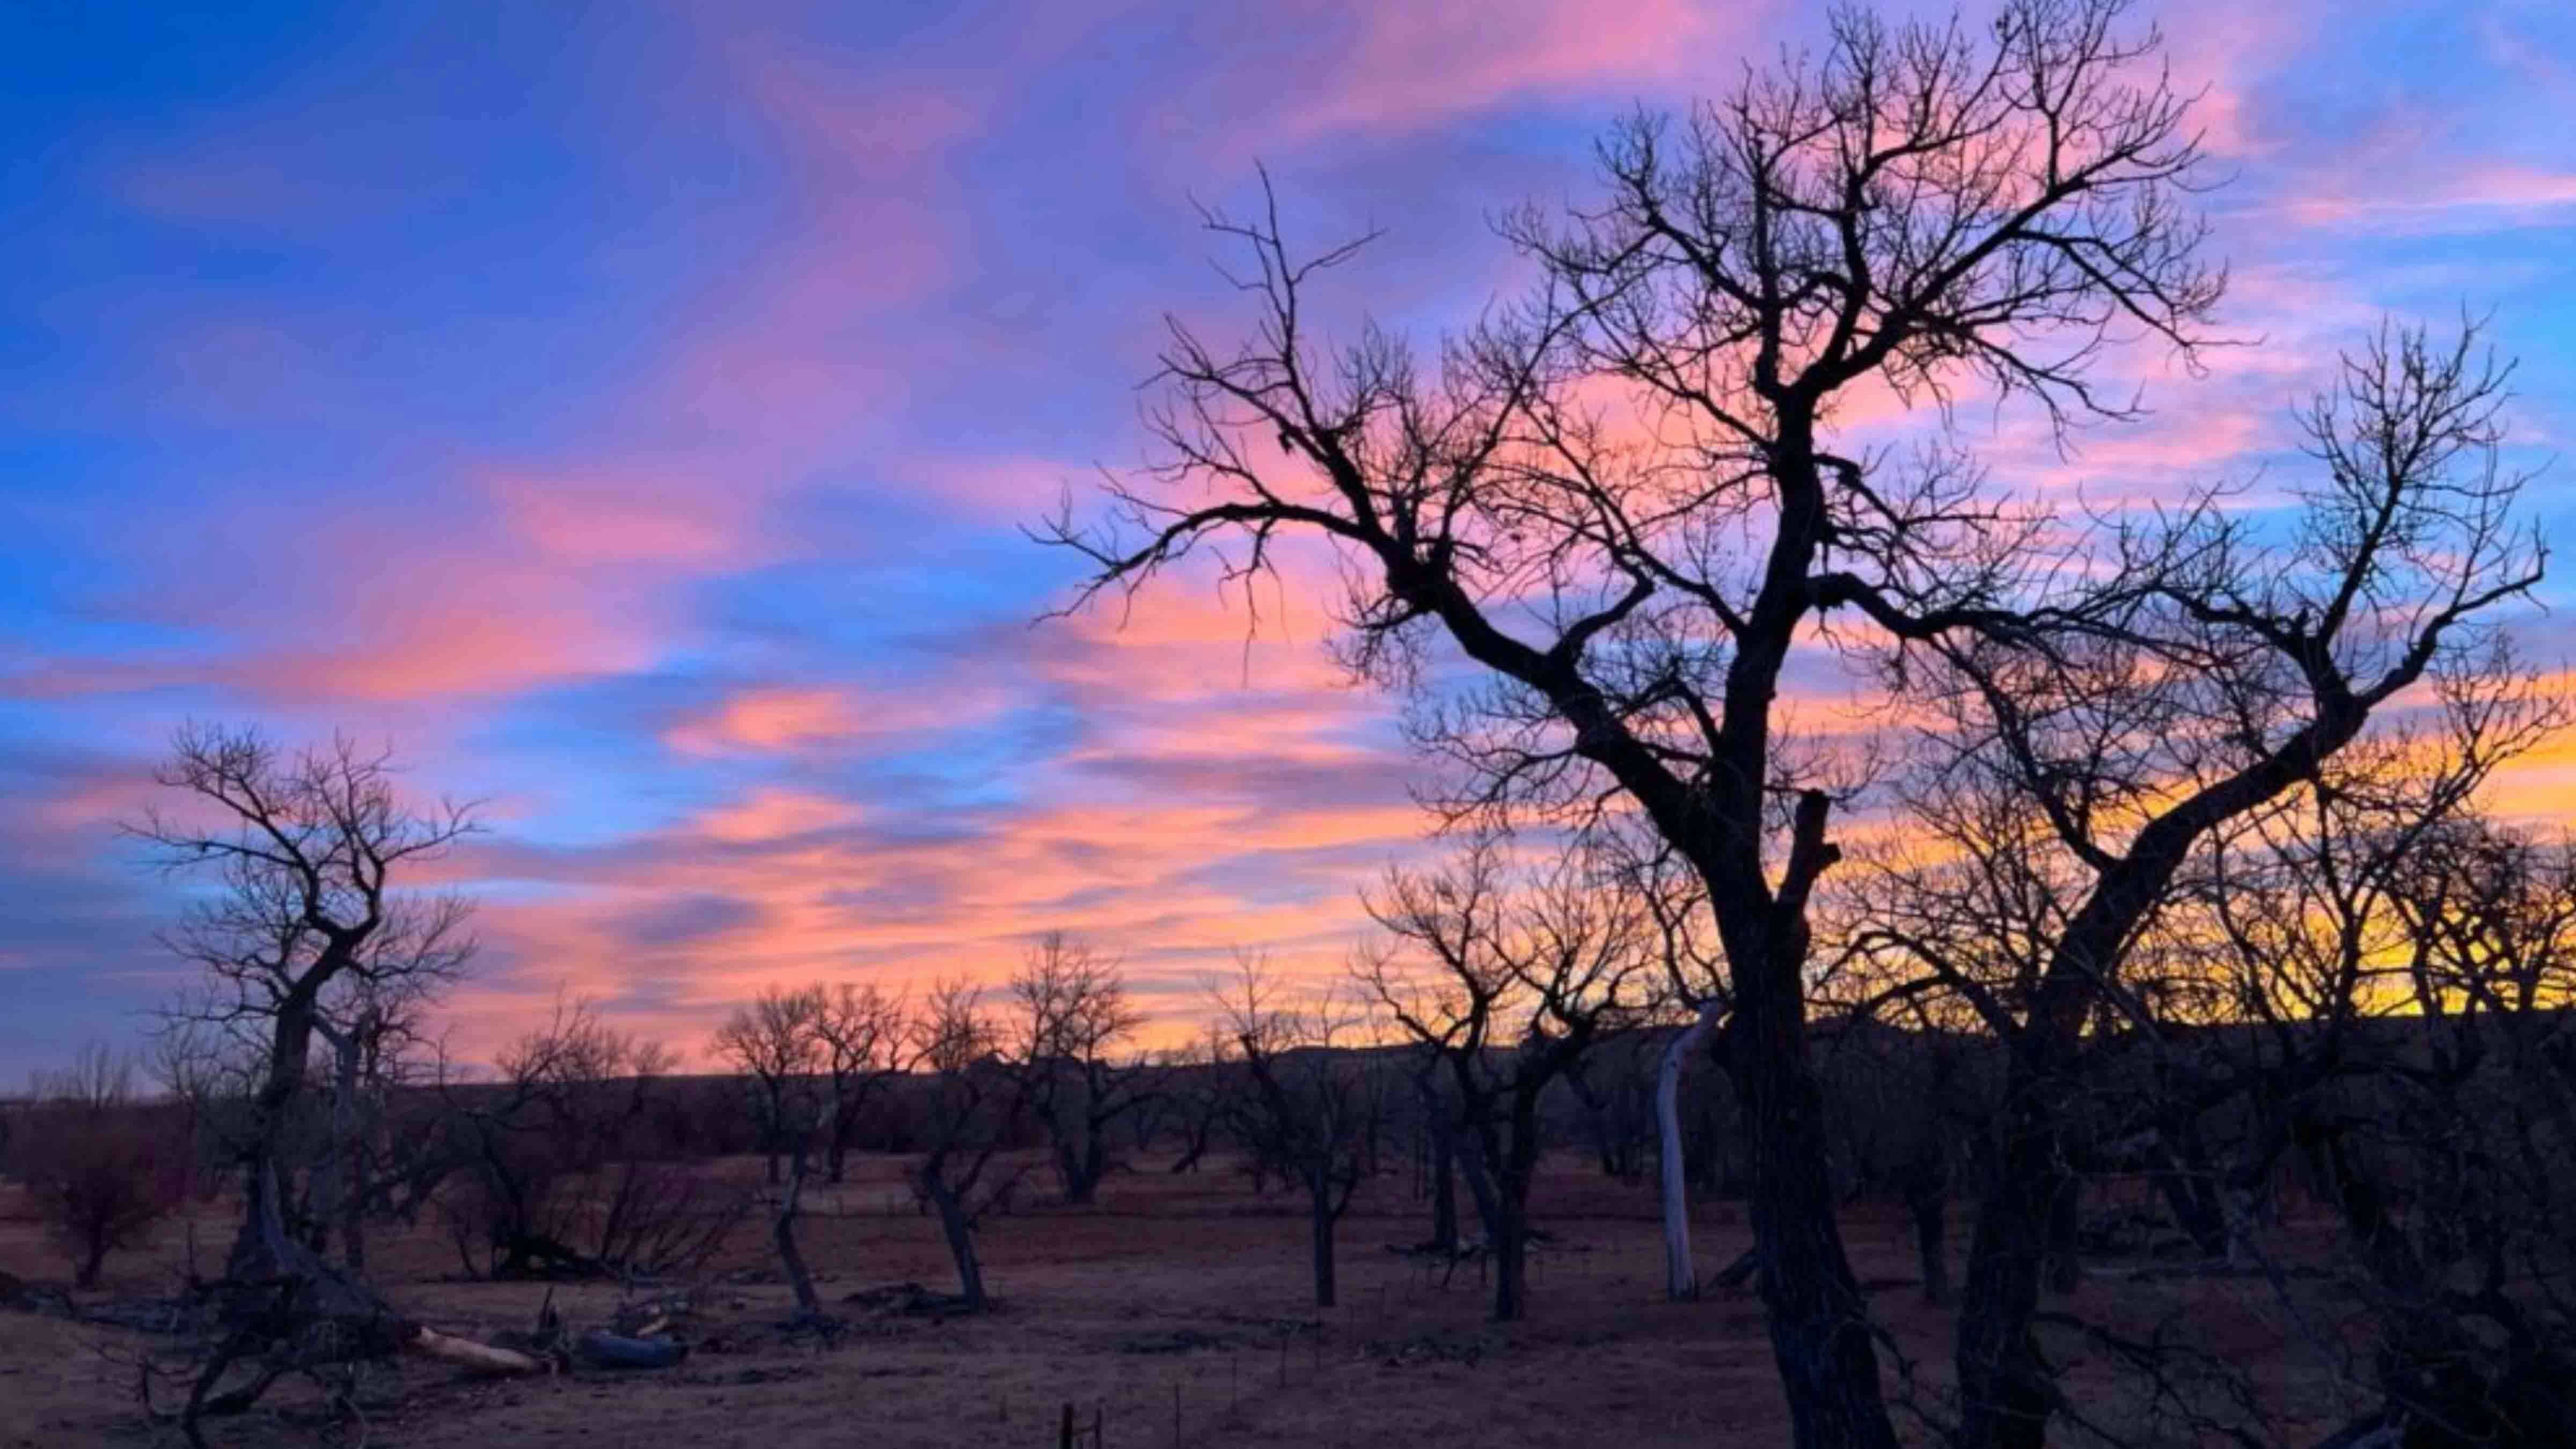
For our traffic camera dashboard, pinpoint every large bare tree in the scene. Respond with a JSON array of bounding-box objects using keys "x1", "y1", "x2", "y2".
[
  {"x1": 1898, "y1": 320, "x2": 2546, "y2": 1448},
  {"x1": 1046, "y1": 2, "x2": 2223, "y2": 1438},
  {"x1": 131, "y1": 724, "x2": 479, "y2": 1301}
]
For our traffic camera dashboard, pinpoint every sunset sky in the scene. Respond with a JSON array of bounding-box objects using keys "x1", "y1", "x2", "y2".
[{"x1": 4, "y1": 1, "x2": 2574, "y2": 1078}]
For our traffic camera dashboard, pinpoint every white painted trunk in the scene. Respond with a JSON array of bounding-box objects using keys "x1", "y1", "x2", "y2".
[{"x1": 1658, "y1": 1001, "x2": 1723, "y2": 1301}]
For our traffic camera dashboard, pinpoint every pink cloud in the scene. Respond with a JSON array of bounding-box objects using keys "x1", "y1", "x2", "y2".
[{"x1": 1265, "y1": 0, "x2": 1743, "y2": 144}]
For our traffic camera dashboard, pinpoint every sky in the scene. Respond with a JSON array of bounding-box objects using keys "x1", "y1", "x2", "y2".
[{"x1": 3, "y1": 0, "x2": 2574, "y2": 1079}]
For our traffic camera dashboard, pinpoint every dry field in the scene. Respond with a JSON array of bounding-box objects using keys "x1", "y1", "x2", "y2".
[{"x1": 0, "y1": 1156, "x2": 2368, "y2": 1448}]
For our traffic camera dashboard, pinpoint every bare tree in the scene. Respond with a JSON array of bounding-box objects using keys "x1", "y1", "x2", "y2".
[
  {"x1": 1216, "y1": 955, "x2": 1384, "y2": 1308},
  {"x1": 143, "y1": 1019, "x2": 256, "y2": 1204},
  {"x1": 1004, "y1": 933, "x2": 1158, "y2": 1206},
  {"x1": 712, "y1": 984, "x2": 825, "y2": 1186},
  {"x1": 438, "y1": 997, "x2": 732, "y2": 1282},
  {"x1": 1895, "y1": 319, "x2": 2548, "y2": 1449},
  {"x1": 1046, "y1": 2, "x2": 2226, "y2": 1437},
  {"x1": 765, "y1": 1064, "x2": 829, "y2": 1323},
  {"x1": 814, "y1": 982, "x2": 905, "y2": 1184},
  {"x1": 17, "y1": 1045, "x2": 182, "y2": 1289},
  {"x1": 1151, "y1": 1023, "x2": 1240, "y2": 1176},
  {"x1": 1359, "y1": 842, "x2": 1659, "y2": 1320},
  {"x1": 908, "y1": 982, "x2": 1030, "y2": 1311},
  {"x1": 128, "y1": 724, "x2": 478, "y2": 1310},
  {"x1": 2180, "y1": 742, "x2": 2576, "y2": 1446}
]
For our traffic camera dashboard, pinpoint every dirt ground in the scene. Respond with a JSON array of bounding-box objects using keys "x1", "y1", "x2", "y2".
[{"x1": 0, "y1": 1155, "x2": 2368, "y2": 1448}]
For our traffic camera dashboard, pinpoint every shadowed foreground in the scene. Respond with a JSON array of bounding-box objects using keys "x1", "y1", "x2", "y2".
[{"x1": 2, "y1": 1152, "x2": 2370, "y2": 1448}]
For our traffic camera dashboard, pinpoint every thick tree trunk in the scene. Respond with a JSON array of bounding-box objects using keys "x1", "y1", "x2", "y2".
[
  {"x1": 1957, "y1": 1110, "x2": 2066, "y2": 1449},
  {"x1": 2045, "y1": 1174, "x2": 2083, "y2": 1296},
  {"x1": 330, "y1": 1029, "x2": 368, "y2": 1277},
  {"x1": 1658, "y1": 1004, "x2": 1723, "y2": 1300},
  {"x1": 1699, "y1": 799, "x2": 1901, "y2": 1449},
  {"x1": 1730, "y1": 1021, "x2": 1902, "y2": 1449},
  {"x1": 229, "y1": 987, "x2": 324, "y2": 1287},
  {"x1": 928, "y1": 1182, "x2": 986, "y2": 1310}
]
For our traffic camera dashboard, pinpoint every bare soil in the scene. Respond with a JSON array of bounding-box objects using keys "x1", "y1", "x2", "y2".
[{"x1": 0, "y1": 1155, "x2": 2367, "y2": 1447}]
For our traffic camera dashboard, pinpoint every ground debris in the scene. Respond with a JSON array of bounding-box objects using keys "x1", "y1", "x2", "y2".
[
  {"x1": 840, "y1": 1280, "x2": 977, "y2": 1316},
  {"x1": 1359, "y1": 1329, "x2": 1503, "y2": 1370},
  {"x1": 1113, "y1": 1327, "x2": 1242, "y2": 1355}
]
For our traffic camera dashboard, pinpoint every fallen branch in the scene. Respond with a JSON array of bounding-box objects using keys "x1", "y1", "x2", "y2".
[{"x1": 406, "y1": 1326, "x2": 543, "y2": 1376}]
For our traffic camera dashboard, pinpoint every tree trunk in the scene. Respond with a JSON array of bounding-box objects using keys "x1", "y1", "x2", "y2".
[
  {"x1": 1659, "y1": 1004, "x2": 1723, "y2": 1300},
  {"x1": 1309, "y1": 1167, "x2": 1337, "y2": 1309},
  {"x1": 1493, "y1": 1193, "x2": 1527, "y2": 1322},
  {"x1": 2045, "y1": 1174, "x2": 2083, "y2": 1296},
  {"x1": 1169, "y1": 1114, "x2": 1211, "y2": 1175},
  {"x1": 1957, "y1": 1111, "x2": 2065, "y2": 1449},
  {"x1": 228, "y1": 984, "x2": 325, "y2": 1287},
  {"x1": 926, "y1": 1178, "x2": 986, "y2": 1311},
  {"x1": 2148, "y1": 1132, "x2": 2229, "y2": 1258},
  {"x1": 1727, "y1": 969, "x2": 1902, "y2": 1449},
  {"x1": 1429, "y1": 1111, "x2": 1459, "y2": 1253},
  {"x1": 331, "y1": 1028, "x2": 368, "y2": 1277},
  {"x1": 1053, "y1": 1128, "x2": 1106, "y2": 1206},
  {"x1": 1909, "y1": 1179, "x2": 1950, "y2": 1308},
  {"x1": 1454, "y1": 1131, "x2": 1505, "y2": 1245},
  {"x1": 773, "y1": 1146, "x2": 821, "y2": 1320}
]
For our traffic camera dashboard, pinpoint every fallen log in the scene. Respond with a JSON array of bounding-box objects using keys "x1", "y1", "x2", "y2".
[
  {"x1": 576, "y1": 1328, "x2": 689, "y2": 1370},
  {"x1": 407, "y1": 1326, "x2": 545, "y2": 1375}
]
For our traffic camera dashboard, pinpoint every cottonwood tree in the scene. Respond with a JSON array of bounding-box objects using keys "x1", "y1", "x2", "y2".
[
  {"x1": 1216, "y1": 955, "x2": 1384, "y2": 1308},
  {"x1": 1046, "y1": 2, "x2": 2227, "y2": 1437},
  {"x1": 155, "y1": 870, "x2": 471, "y2": 1276},
  {"x1": 1359, "y1": 843, "x2": 1659, "y2": 1321},
  {"x1": 908, "y1": 982, "x2": 1031, "y2": 1311},
  {"x1": 1895, "y1": 321, "x2": 2546, "y2": 1447},
  {"x1": 712, "y1": 984, "x2": 824, "y2": 1185},
  {"x1": 130, "y1": 725, "x2": 479, "y2": 1309},
  {"x1": 814, "y1": 982, "x2": 905, "y2": 1184},
  {"x1": 1004, "y1": 933, "x2": 1159, "y2": 1206}
]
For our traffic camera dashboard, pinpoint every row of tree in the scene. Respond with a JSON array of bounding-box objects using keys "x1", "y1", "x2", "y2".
[{"x1": 13, "y1": 732, "x2": 2573, "y2": 1443}]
